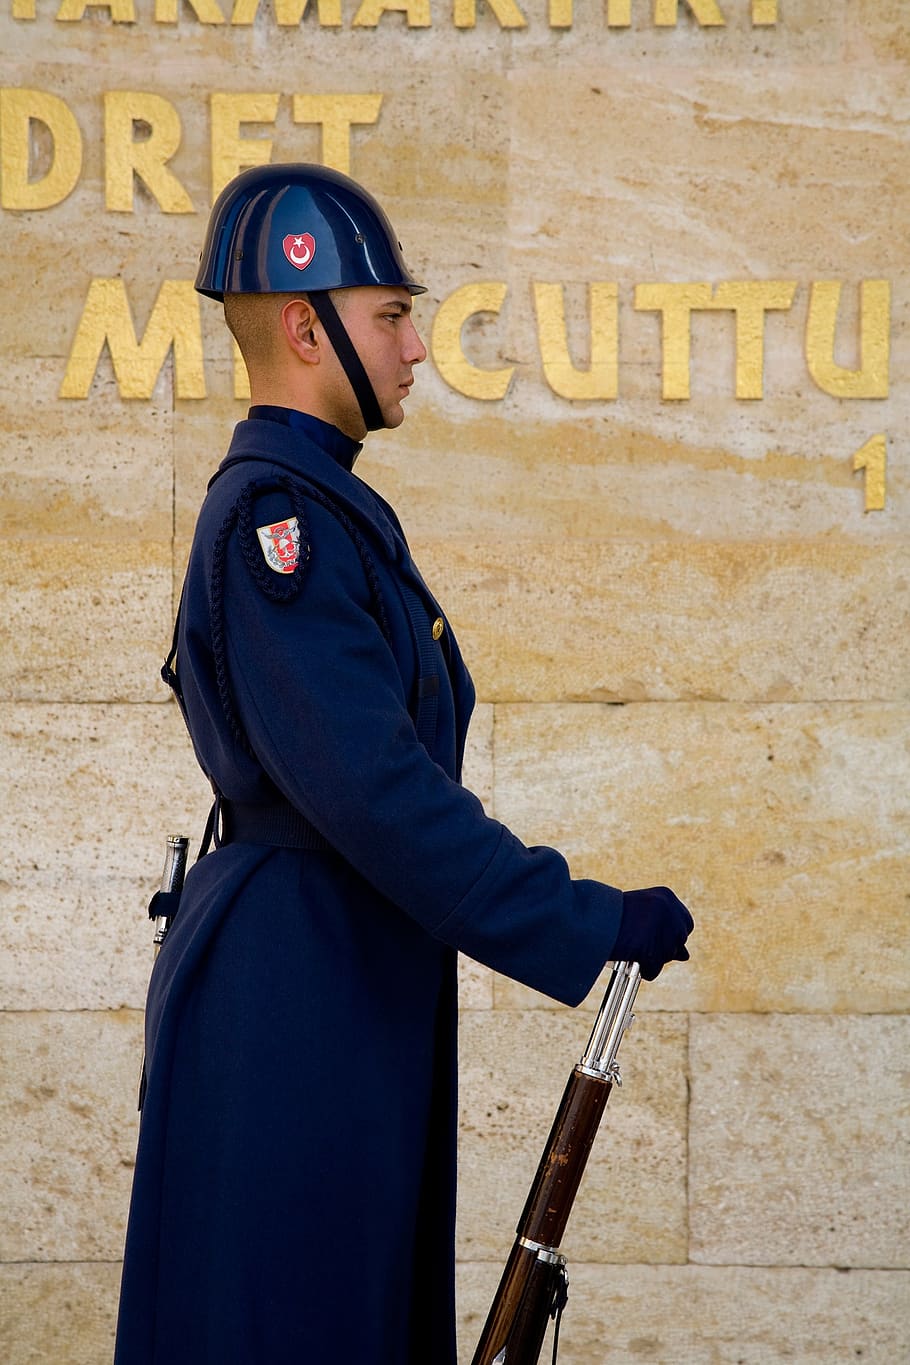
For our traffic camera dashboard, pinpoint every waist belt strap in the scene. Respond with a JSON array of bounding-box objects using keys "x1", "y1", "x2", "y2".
[{"x1": 221, "y1": 800, "x2": 335, "y2": 853}]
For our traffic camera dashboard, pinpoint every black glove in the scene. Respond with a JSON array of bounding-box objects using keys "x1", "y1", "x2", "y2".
[{"x1": 611, "y1": 886, "x2": 693, "y2": 981}]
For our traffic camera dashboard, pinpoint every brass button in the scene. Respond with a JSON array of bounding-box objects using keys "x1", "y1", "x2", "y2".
[{"x1": 432, "y1": 617, "x2": 445, "y2": 641}]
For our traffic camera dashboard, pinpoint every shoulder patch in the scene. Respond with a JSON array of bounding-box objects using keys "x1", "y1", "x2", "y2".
[
  {"x1": 232, "y1": 476, "x2": 311, "y2": 602},
  {"x1": 256, "y1": 517, "x2": 300, "y2": 574}
]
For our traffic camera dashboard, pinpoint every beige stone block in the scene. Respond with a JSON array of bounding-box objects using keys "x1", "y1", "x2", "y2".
[
  {"x1": 457, "y1": 1010, "x2": 688, "y2": 1264},
  {"x1": 457, "y1": 1262, "x2": 910, "y2": 1365},
  {"x1": 0, "y1": 702, "x2": 212, "y2": 879},
  {"x1": 689, "y1": 1013, "x2": 909, "y2": 1268},
  {"x1": 410, "y1": 538, "x2": 909, "y2": 704},
  {"x1": 173, "y1": 372, "x2": 249, "y2": 542},
  {"x1": 0, "y1": 539, "x2": 173, "y2": 704},
  {"x1": 0, "y1": 360, "x2": 173, "y2": 541},
  {"x1": 365, "y1": 389, "x2": 908, "y2": 548},
  {"x1": 849, "y1": 0, "x2": 910, "y2": 64},
  {"x1": 490, "y1": 702, "x2": 909, "y2": 1014},
  {"x1": 1, "y1": 871, "x2": 167, "y2": 1013},
  {"x1": 0, "y1": 1009, "x2": 143, "y2": 1260},
  {"x1": 508, "y1": 61, "x2": 906, "y2": 282},
  {"x1": 0, "y1": 702, "x2": 213, "y2": 1010},
  {"x1": 459, "y1": 961, "x2": 493, "y2": 1011},
  {"x1": 0, "y1": 1262, "x2": 121, "y2": 1365}
]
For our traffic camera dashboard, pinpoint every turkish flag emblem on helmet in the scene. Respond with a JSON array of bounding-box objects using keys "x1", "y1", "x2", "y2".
[{"x1": 282, "y1": 233, "x2": 316, "y2": 271}]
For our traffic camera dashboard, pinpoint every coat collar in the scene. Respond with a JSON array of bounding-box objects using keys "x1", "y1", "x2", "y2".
[
  {"x1": 247, "y1": 406, "x2": 363, "y2": 471},
  {"x1": 216, "y1": 416, "x2": 399, "y2": 558}
]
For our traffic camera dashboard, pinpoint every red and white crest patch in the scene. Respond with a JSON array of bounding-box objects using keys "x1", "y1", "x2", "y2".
[
  {"x1": 256, "y1": 517, "x2": 300, "y2": 574},
  {"x1": 282, "y1": 233, "x2": 316, "y2": 272}
]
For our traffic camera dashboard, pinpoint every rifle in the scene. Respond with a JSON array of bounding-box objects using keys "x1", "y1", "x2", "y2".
[
  {"x1": 137, "y1": 834, "x2": 190, "y2": 1109},
  {"x1": 471, "y1": 960, "x2": 642, "y2": 1365}
]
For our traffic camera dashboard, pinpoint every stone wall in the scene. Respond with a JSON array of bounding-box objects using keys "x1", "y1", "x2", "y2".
[{"x1": 1, "y1": 2, "x2": 907, "y2": 1361}]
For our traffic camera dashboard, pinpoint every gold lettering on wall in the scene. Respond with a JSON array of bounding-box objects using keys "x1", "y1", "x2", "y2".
[
  {"x1": 606, "y1": 0, "x2": 631, "y2": 23},
  {"x1": 431, "y1": 282, "x2": 514, "y2": 400},
  {"x1": 8, "y1": 0, "x2": 779, "y2": 22},
  {"x1": 154, "y1": 0, "x2": 225, "y2": 23},
  {"x1": 0, "y1": 87, "x2": 83, "y2": 210},
  {"x1": 654, "y1": 0, "x2": 725, "y2": 26},
  {"x1": 547, "y1": 0, "x2": 780, "y2": 24},
  {"x1": 352, "y1": 0, "x2": 430, "y2": 25},
  {"x1": 230, "y1": 0, "x2": 341, "y2": 22},
  {"x1": 853, "y1": 434, "x2": 886, "y2": 512},
  {"x1": 533, "y1": 282, "x2": 619, "y2": 400},
  {"x1": 710, "y1": 280, "x2": 796, "y2": 399},
  {"x1": 634, "y1": 282, "x2": 713, "y2": 400},
  {"x1": 453, "y1": 0, "x2": 527, "y2": 29},
  {"x1": 104, "y1": 92, "x2": 195, "y2": 213},
  {"x1": 806, "y1": 280, "x2": 890, "y2": 399},
  {"x1": 60, "y1": 278, "x2": 205, "y2": 399},
  {"x1": 210, "y1": 91, "x2": 279, "y2": 200},
  {"x1": 54, "y1": 273, "x2": 892, "y2": 410},
  {"x1": 56, "y1": 0, "x2": 134, "y2": 18},
  {"x1": 752, "y1": 0, "x2": 777, "y2": 23},
  {"x1": 291, "y1": 94, "x2": 382, "y2": 175}
]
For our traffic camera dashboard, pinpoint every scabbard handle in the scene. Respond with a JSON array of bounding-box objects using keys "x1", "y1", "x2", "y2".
[{"x1": 151, "y1": 834, "x2": 190, "y2": 951}]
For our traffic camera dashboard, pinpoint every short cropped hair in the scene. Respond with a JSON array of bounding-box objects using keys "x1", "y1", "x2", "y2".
[{"x1": 223, "y1": 289, "x2": 349, "y2": 368}]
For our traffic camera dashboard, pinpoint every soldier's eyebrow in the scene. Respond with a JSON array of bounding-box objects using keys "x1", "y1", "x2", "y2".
[{"x1": 380, "y1": 297, "x2": 412, "y2": 314}]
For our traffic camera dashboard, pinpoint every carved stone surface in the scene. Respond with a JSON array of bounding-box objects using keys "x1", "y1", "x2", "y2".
[
  {"x1": 689, "y1": 1013, "x2": 910, "y2": 1269},
  {"x1": 489, "y1": 702, "x2": 910, "y2": 1015},
  {"x1": 0, "y1": 1010, "x2": 143, "y2": 1262},
  {"x1": 0, "y1": 1263, "x2": 121, "y2": 1365}
]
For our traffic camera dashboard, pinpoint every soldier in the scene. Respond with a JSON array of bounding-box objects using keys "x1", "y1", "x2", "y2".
[{"x1": 114, "y1": 164, "x2": 692, "y2": 1364}]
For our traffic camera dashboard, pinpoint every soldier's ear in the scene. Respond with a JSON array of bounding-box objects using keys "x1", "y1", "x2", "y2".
[{"x1": 280, "y1": 297, "x2": 321, "y2": 365}]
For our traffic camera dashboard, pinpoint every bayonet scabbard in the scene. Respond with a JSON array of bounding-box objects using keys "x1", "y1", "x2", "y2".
[{"x1": 137, "y1": 835, "x2": 190, "y2": 1109}]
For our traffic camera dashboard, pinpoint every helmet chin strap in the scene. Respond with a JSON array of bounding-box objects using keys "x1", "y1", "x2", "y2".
[{"x1": 307, "y1": 291, "x2": 385, "y2": 433}]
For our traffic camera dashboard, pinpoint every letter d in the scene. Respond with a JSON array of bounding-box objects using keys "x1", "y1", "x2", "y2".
[{"x1": 1, "y1": 88, "x2": 83, "y2": 210}]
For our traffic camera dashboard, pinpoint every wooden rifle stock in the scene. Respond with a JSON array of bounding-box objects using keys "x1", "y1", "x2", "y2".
[{"x1": 471, "y1": 961, "x2": 642, "y2": 1365}]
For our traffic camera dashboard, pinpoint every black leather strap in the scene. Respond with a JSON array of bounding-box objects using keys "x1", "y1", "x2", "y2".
[
  {"x1": 308, "y1": 290, "x2": 385, "y2": 432},
  {"x1": 220, "y1": 800, "x2": 334, "y2": 852}
]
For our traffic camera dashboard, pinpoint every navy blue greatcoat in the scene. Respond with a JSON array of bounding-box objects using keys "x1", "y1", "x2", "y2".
[{"x1": 114, "y1": 409, "x2": 624, "y2": 1364}]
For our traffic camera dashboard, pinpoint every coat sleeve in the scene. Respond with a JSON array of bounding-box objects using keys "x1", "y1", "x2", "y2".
[{"x1": 220, "y1": 493, "x2": 623, "y2": 1007}]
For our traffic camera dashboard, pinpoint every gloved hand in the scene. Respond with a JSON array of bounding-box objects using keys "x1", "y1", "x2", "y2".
[{"x1": 611, "y1": 886, "x2": 693, "y2": 981}]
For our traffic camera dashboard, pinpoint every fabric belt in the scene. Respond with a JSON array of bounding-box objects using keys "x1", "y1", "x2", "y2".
[{"x1": 220, "y1": 800, "x2": 335, "y2": 853}]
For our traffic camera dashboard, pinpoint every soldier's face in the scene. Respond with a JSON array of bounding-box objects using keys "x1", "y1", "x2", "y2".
[{"x1": 326, "y1": 286, "x2": 427, "y2": 436}]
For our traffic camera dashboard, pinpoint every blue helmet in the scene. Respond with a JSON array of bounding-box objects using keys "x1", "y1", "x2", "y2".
[{"x1": 195, "y1": 163, "x2": 426, "y2": 301}]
